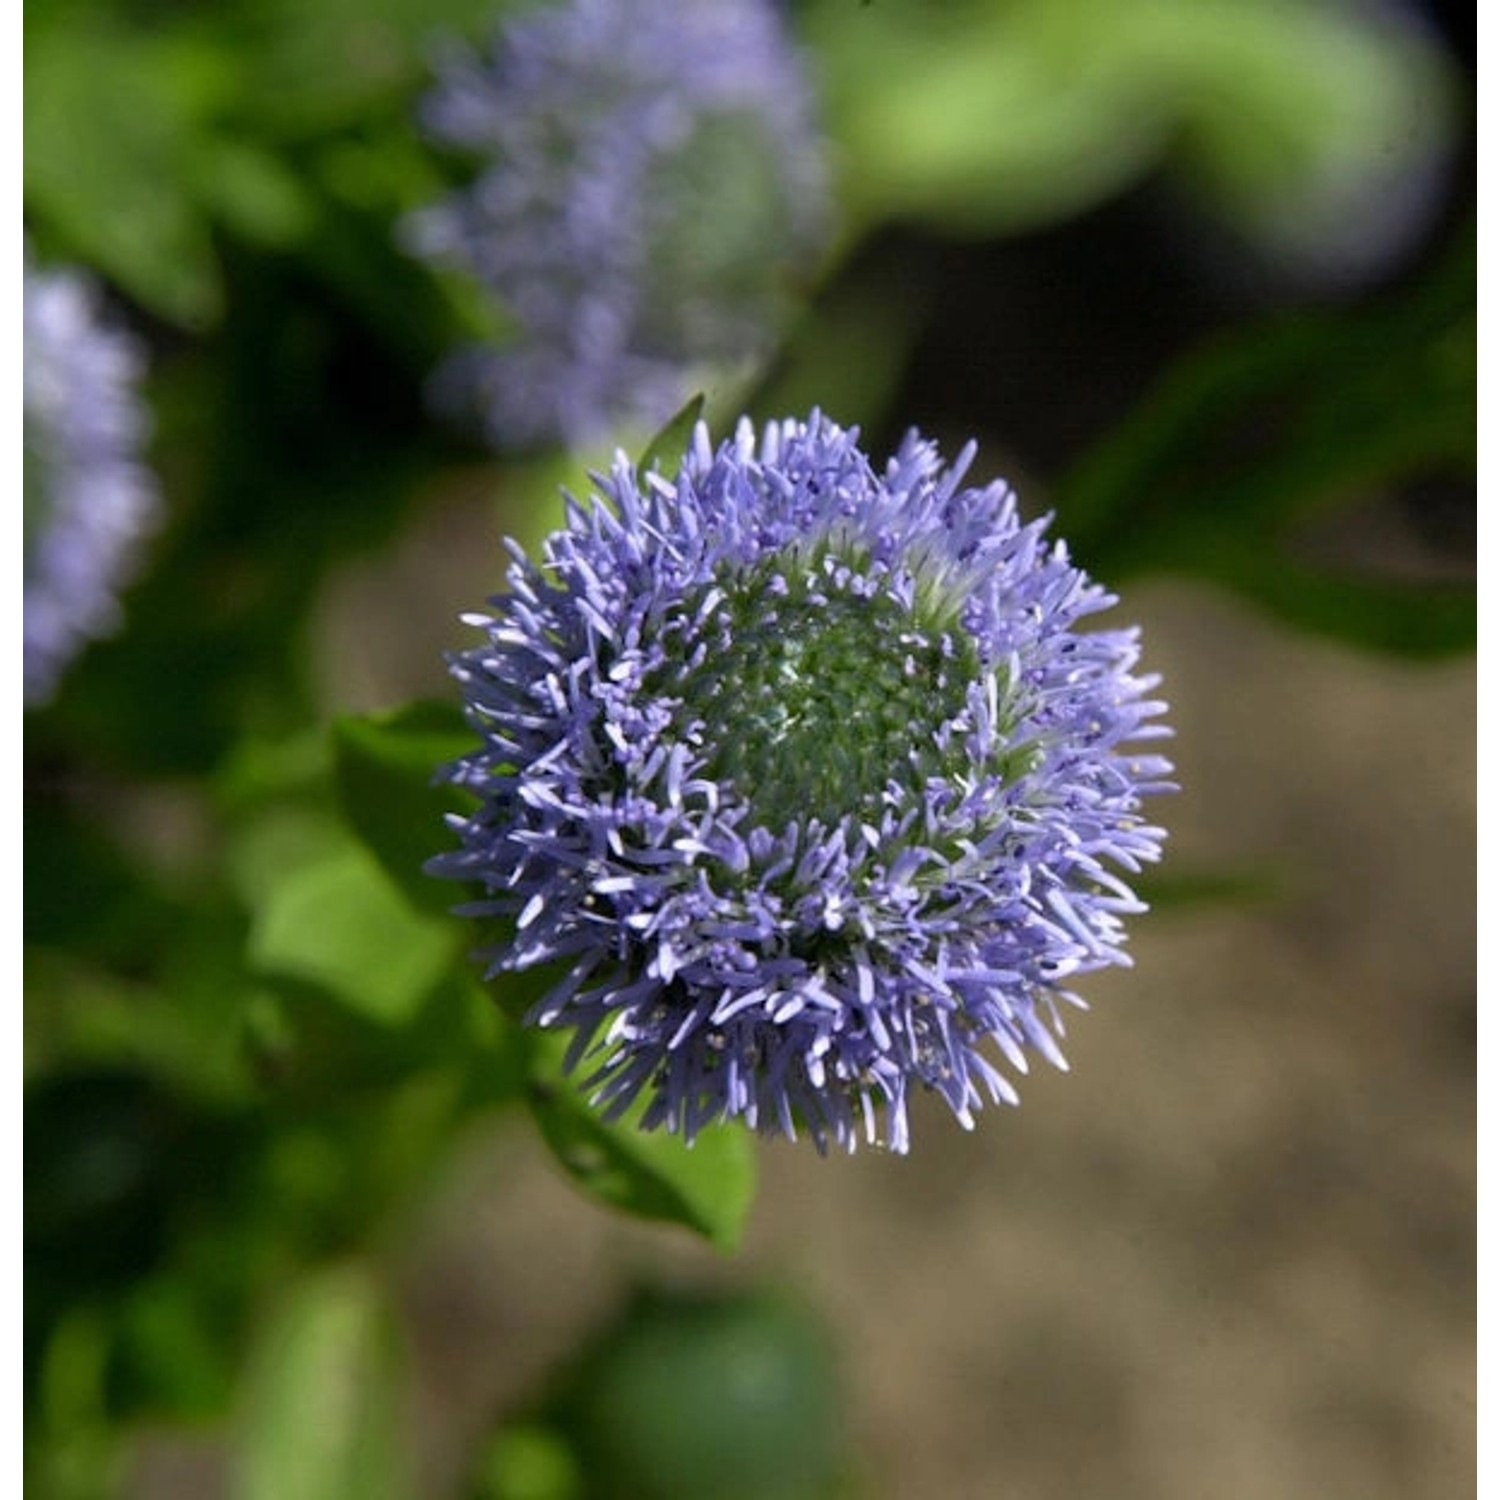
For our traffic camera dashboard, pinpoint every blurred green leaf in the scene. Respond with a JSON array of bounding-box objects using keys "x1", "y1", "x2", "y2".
[
  {"x1": 1160, "y1": 1, "x2": 1455, "y2": 268},
  {"x1": 332, "y1": 701, "x2": 476, "y2": 915},
  {"x1": 25, "y1": 935, "x2": 260, "y2": 1105},
  {"x1": 1171, "y1": 550, "x2": 1474, "y2": 658},
  {"x1": 228, "y1": 805, "x2": 347, "y2": 910},
  {"x1": 22, "y1": 0, "x2": 505, "y2": 325},
  {"x1": 245, "y1": 0, "x2": 508, "y2": 136},
  {"x1": 218, "y1": 728, "x2": 333, "y2": 809},
  {"x1": 25, "y1": 17, "x2": 235, "y2": 325},
  {"x1": 187, "y1": 138, "x2": 318, "y2": 250},
  {"x1": 234, "y1": 1264, "x2": 410, "y2": 1500},
  {"x1": 112, "y1": 1277, "x2": 238, "y2": 1420},
  {"x1": 1057, "y1": 228, "x2": 1474, "y2": 655},
  {"x1": 806, "y1": 0, "x2": 1454, "y2": 245},
  {"x1": 475, "y1": 1425, "x2": 584, "y2": 1500},
  {"x1": 565, "y1": 1288, "x2": 844, "y2": 1500},
  {"x1": 806, "y1": 0, "x2": 1161, "y2": 235},
  {"x1": 225, "y1": 774, "x2": 522, "y2": 1104},
  {"x1": 248, "y1": 839, "x2": 457, "y2": 1026},
  {"x1": 1136, "y1": 863, "x2": 1285, "y2": 911},
  {"x1": 525, "y1": 1031, "x2": 756, "y2": 1251},
  {"x1": 24, "y1": 1067, "x2": 259, "y2": 1439},
  {"x1": 30, "y1": 1306, "x2": 120, "y2": 1499}
]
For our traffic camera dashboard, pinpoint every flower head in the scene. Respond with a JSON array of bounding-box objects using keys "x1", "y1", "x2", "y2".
[
  {"x1": 404, "y1": 0, "x2": 828, "y2": 450},
  {"x1": 434, "y1": 413, "x2": 1173, "y2": 1152},
  {"x1": 24, "y1": 260, "x2": 159, "y2": 706}
]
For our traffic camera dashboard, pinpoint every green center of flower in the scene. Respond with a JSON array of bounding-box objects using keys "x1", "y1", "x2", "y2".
[{"x1": 674, "y1": 555, "x2": 983, "y2": 832}]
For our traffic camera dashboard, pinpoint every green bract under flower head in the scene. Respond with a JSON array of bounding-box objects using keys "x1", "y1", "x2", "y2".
[{"x1": 433, "y1": 413, "x2": 1174, "y2": 1152}]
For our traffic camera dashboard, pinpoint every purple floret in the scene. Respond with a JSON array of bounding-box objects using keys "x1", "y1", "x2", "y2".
[
  {"x1": 24, "y1": 260, "x2": 159, "y2": 706},
  {"x1": 433, "y1": 412, "x2": 1174, "y2": 1151}
]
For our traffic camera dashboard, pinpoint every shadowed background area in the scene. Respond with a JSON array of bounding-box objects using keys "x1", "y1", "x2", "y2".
[{"x1": 25, "y1": 1, "x2": 1473, "y2": 1497}]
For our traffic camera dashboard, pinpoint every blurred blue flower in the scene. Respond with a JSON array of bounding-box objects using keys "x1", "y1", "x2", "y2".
[
  {"x1": 433, "y1": 413, "x2": 1173, "y2": 1152},
  {"x1": 24, "y1": 261, "x2": 159, "y2": 706},
  {"x1": 404, "y1": 0, "x2": 829, "y2": 450}
]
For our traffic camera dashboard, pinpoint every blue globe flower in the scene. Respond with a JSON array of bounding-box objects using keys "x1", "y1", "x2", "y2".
[
  {"x1": 24, "y1": 260, "x2": 159, "y2": 706},
  {"x1": 404, "y1": 0, "x2": 828, "y2": 450},
  {"x1": 434, "y1": 414, "x2": 1173, "y2": 1152}
]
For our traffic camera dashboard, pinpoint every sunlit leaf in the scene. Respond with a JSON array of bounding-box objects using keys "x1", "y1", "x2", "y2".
[
  {"x1": 806, "y1": 0, "x2": 1454, "y2": 246},
  {"x1": 233, "y1": 1264, "x2": 410, "y2": 1500},
  {"x1": 247, "y1": 841, "x2": 457, "y2": 1027},
  {"x1": 476, "y1": 1425, "x2": 583, "y2": 1500},
  {"x1": 24, "y1": 18, "x2": 233, "y2": 325},
  {"x1": 525, "y1": 1031, "x2": 756, "y2": 1251}
]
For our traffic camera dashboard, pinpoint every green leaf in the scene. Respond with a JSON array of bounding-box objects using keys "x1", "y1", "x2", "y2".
[
  {"x1": 247, "y1": 838, "x2": 457, "y2": 1027},
  {"x1": 245, "y1": 0, "x2": 510, "y2": 136},
  {"x1": 1135, "y1": 864, "x2": 1285, "y2": 911},
  {"x1": 475, "y1": 1426, "x2": 583, "y2": 1500},
  {"x1": 233, "y1": 1264, "x2": 410, "y2": 1500},
  {"x1": 25, "y1": 939, "x2": 261, "y2": 1106},
  {"x1": 1177, "y1": 551, "x2": 1476, "y2": 660},
  {"x1": 1056, "y1": 228, "x2": 1474, "y2": 656},
  {"x1": 568, "y1": 1289, "x2": 844, "y2": 1500},
  {"x1": 332, "y1": 701, "x2": 477, "y2": 915},
  {"x1": 1062, "y1": 237, "x2": 1475, "y2": 544},
  {"x1": 637, "y1": 393, "x2": 706, "y2": 477},
  {"x1": 32, "y1": 1307, "x2": 117, "y2": 1491},
  {"x1": 186, "y1": 138, "x2": 317, "y2": 250},
  {"x1": 524, "y1": 1031, "x2": 756, "y2": 1251},
  {"x1": 805, "y1": 0, "x2": 1160, "y2": 235},
  {"x1": 806, "y1": 0, "x2": 1455, "y2": 242},
  {"x1": 114, "y1": 1276, "x2": 237, "y2": 1420},
  {"x1": 25, "y1": 18, "x2": 233, "y2": 325}
]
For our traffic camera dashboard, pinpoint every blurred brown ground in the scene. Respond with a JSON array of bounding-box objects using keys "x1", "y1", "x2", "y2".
[{"x1": 132, "y1": 500, "x2": 1476, "y2": 1500}]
